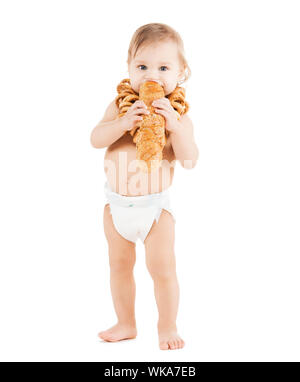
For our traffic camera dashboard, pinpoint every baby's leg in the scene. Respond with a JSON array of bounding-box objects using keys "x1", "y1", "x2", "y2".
[
  {"x1": 144, "y1": 209, "x2": 185, "y2": 350},
  {"x1": 98, "y1": 204, "x2": 137, "y2": 342}
]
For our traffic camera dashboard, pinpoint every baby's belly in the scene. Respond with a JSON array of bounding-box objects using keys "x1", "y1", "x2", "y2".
[{"x1": 104, "y1": 134, "x2": 176, "y2": 196}]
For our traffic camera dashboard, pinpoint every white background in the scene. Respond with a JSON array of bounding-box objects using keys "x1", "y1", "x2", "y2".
[{"x1": 0, "y1": 0, "x2": 299, "y2": 361}]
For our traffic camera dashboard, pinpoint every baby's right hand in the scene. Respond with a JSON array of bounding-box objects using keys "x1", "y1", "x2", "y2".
[{"x1": 120, "y1": 101, "x2": 150, "y2": 131}]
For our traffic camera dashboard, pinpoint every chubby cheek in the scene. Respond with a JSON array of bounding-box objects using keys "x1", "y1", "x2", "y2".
[
  {"x1": 130, "y1": 79, "x2": 140, "y2": 94},
  {"x1": 133, "y1": 75, "x2": 146, "y2": 92},
  {"x1": 164, "y1": 85, "x2": 172, "y2": 95},
  {"x1": 164, "y1": 83, "x2": 177, "y2": 96}
]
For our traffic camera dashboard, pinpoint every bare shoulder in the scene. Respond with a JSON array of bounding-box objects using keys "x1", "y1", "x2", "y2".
[{"x1": 99, "y1": 99, "x2": 120, "y2": 123}]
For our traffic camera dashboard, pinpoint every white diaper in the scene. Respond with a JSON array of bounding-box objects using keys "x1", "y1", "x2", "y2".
[{"x1": 104, "y1": 181, "x2": 176, "y2": 244}]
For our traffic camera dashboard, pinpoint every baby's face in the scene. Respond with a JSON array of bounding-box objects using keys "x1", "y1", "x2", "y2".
[{"x1": 128, "y1": 40, "x2": 184, "y2": 96}]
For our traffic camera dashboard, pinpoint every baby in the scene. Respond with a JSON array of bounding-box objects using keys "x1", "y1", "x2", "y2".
[{"x1": 90, "y1": 23, "x2": 199, "y2": 350}]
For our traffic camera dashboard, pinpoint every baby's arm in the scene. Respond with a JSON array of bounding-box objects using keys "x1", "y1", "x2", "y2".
[
  {"x1": 170, "y1": 114, "x2": 199, "y2": 169},
  {"x1": 90, "y1": 100, "x2": 126, "y2": 148}
]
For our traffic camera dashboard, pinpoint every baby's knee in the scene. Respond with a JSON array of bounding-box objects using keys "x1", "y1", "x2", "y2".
[
  {"x1": 109, "y1": 259, "x2": 135, "y2": 274},
  {"x1": 109, "y1": 252, "x2": 135, "y2": 273},
  {"x1": 146, "y1": 255, "x2": 176, "y2": 281}
]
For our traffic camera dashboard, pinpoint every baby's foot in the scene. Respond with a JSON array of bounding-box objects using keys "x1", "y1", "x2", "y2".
[
  {"x1": 98, "y1": 323, "x2": 137, "y2": 342},
  {"x1": 158, "y1": 329, "x2": 185, "y2": 350}
]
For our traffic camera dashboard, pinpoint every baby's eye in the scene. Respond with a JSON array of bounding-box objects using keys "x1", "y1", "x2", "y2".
[
  {"x1": 160, "y1": 66, "x2": 168, "y2": 71},
  {"x1": 138, "y1": 65, "x2": 147, "y2": 70}
]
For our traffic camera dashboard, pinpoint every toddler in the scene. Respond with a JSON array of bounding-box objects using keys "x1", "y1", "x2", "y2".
[{"x1": 90, "y1": 23, "x2": 199, "y2": 350}]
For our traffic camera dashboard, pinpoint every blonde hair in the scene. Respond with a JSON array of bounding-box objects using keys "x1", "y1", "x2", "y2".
[{"x1": 127, "y1": 23, "x2": 191, "y2": 86}]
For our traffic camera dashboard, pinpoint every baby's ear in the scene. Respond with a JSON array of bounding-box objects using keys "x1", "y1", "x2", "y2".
[{"x1": 177, "y1": 69, "x2": 185, "y2": 86}]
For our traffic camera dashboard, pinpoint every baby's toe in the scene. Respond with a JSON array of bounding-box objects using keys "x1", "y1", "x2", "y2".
[
  {"x1": 169, "y1": 340, "x2": 177, "y2": 350},
  {"x1": 159, "y1": 341, "x2": 169, "y2": 350},
  {"x1": 99, "y1": 331, "x2": 111, "y2": 341},
  {"x1": 175, "y1": 340, "x2": 182, "y2": 349}
]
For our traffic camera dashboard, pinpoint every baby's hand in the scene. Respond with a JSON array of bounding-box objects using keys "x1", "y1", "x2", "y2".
[
  {"x1": 152, "y1": 98, "x2": 180, "y2": 133},
  {"x1": 120, "y1": 101, "x2": 150, "y2": 131}
]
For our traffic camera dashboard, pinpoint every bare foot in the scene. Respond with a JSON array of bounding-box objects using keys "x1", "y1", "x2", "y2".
[
  {"x1": 158, "y1": 329, "x2": 185, "y2": 350},
  {"x1": 98, "y1": 323, "x2": 137, "y2": 342}
]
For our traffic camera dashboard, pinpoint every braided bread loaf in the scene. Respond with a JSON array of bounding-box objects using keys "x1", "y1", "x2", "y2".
[{"x1": 115, "y1": 78, "x2": 189, "y2": 172}]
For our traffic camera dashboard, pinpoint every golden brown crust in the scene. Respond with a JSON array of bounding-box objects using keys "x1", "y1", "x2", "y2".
[
  {"x1": 115, "y1": 78, "x2": 139, "y2": 118},
  {"x1": 114, "y1": 78, "x2": 189, "y2": 172},
  {"x1": 132, "y1": 81, "x2": 165, "y2": 172},
  {"x1": 139, "y1": 81, "x2": 165, "y2": 107}
]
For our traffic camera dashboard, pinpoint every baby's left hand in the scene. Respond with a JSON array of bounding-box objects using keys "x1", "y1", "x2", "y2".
[{"x1": 152, "y1": 98, "x2": 180, "y2": 133}]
